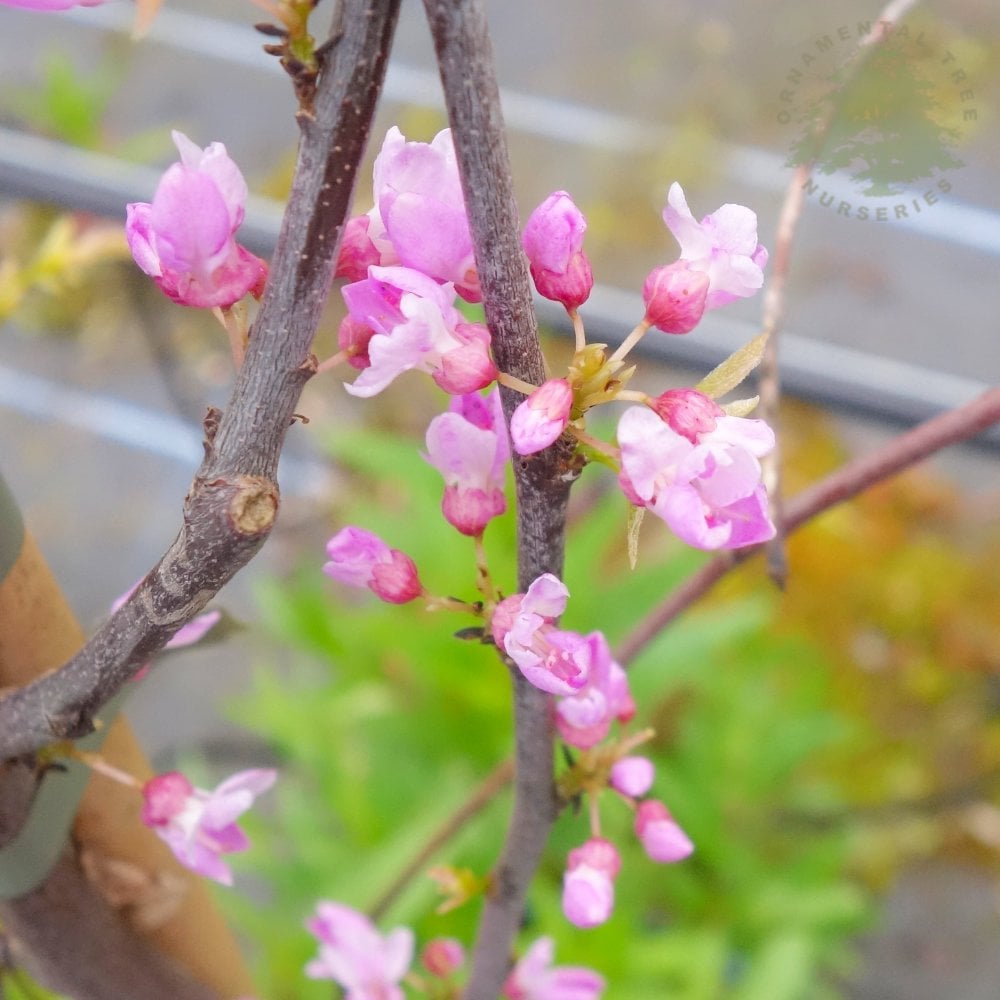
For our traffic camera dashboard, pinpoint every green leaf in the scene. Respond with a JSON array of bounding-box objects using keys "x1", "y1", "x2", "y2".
[{"x1": 696, "y1": 332, "x2": 769, "y2": 399}]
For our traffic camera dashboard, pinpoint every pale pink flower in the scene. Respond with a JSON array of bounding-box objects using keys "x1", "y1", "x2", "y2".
[
  {"x1": 662, "y1": 182, "x2": 768, "y2": 309},
  {"x1": 562, "y1": 838, "x2": 621, "y2": 929},
  {"x1": 492, "y1": 574, "x2": 591, "y2": 696},
  {"x1": 609, "y1": 756, "x2": 655, "y2": 798},
  {"x1": 522, "y1": 191, "x2": 593, "y2": 310},
  {"x1": 1, "y1": 0, "x2": 107, "y2": 8},
  {"x1": 342, "y1": 265, "x2": 495, "y2": 397},
  {"x1": 425, "y1": 389, "x2": 509, "y2": 536},
  {"x1": 422, "y1": 937, "x2": 465, "y2": 978},
  {"x1": 366, "y1": 126, "x2": 480, "y2": 301},
  {"x1": 126, "y1": 131, "x2": 266, "y2": 308},
  {"x1": 323, "y1": 527, "x2": 423, "y2": 604},
  {"x1": 648, "y1": 388, "x2": 725, "y2": 442},
  {"x1": 635, "y1": 800, "x2": 694, "y2": 863},
  {"x1": 510, "y1": 379, "x2": 573, "y2": 456},
  {"x1": 140, "y1": 769, "x2": 276, "y2": 886},
  {"x1": 503, "y1": 936, "x2": 605, "y2": 1000},
  {"x1": 305, "y1": 901, "x2": 414, "y2": 999},
  {"x1": 618, "y1": 405, "x2": 776, "y2": 551},
  {"x1": 554, "y1": 633, "x2": 634, "y2": 750},
  {"x1": 641, "y1": 261, "x2": 709, "y2": 334}
]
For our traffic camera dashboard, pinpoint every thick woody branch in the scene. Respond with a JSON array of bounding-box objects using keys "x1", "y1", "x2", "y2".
[
  {"x1": 423, "y1": 1, "x2": 570, "y2": 993},
  {"x1": 0, "y1": 0, "x2": 402, "y2": 762}
]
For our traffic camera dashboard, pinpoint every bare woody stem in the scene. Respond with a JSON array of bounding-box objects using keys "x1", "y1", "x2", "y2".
[
  {"x1": 0, "y1": 0, "x2": 403, "y2": 760},
  {"x1": 423, "y1": 1, "x2": 577, "y2": 994},
  {"x1": 615, "y1": 386, "x2": 1000, "y2": 666}
]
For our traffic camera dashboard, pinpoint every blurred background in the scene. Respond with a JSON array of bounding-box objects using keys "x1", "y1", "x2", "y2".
[{"x1": 1, "y1": 1, "x2": 998, "y2": 997}]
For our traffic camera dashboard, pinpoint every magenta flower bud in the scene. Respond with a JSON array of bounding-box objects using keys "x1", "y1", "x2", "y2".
[
  {"x1": 422, "y1": 937, "x2": 465, "y2": 978},
  {"x1": 609, "y1": 756, "x2": 655, "y2": 798},
  {"x1": 642, "y1": 261, "x2": 709, "y2": 334},
  {"x1": 141, "y1": 771, "x2": 193, "y2": 827},
  {"x1": 562, "y1": 838, "x2": 621, "y2": 929},
  {"x1": 432, "y1": 322, "x2": 498, "y2": 395},
  {"x1": 510, "y1": 378, "x2": 573, "y2": 456},
  {"x1": 522, "y1": 191, "x2": 593, "y2": 310},
  {"x1": 324, "y1": 526, "x2": 423, "y2": 604},
  {"x1": 649, "y1": 388, "x2": 724, "y2": 442},
  {"x1": 125, "y1": 132, "x2": 267, "y2": 309},
  {"x1": 334, "y1": 214, "x2": 380, "y2": 282},
  {"x1": 337, "y1": 314, "x2": 376, "y2": 371},
  {"x1": 635, "y1": 800, "x2": 694, "y2": 863}
]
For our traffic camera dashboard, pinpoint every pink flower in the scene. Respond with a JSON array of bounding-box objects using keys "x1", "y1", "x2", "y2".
[
  {"x1": 641, "y1": 261, "x2": 709, "y2": 334},
  {"x1": 648, "y1": 388, "x2": 724, "y2": 442},
  {"x1": 562, "y1": 838, "x2": 621, "y2": 929},
  {"x1": 334, "y1": 214, "x2": 381, "y2": 283},
  {"x1": 342, "y1": 266, "x2": 495, "y2": 397},
  {"x1": 503, "y1": 937, "x2": 605, "y2": 1000},
  {"x1": 422, "y1": 937, "x2": 465, "y2": 978},
  {"x1": 662, "y1": 182, "x2": 768, "y2": 309},
  {"x1": 510, "y1": 379, "x2": 573, "y2": 456},
  {"x1": 554, "y1": 633, "x2": 634, "y2": 750},
  {"x1": 140, "y1": 768, "x2": 276, "y2": 886},
  {"x1": 609, "y1": 756, "x2": 655, "y2": 798},
  {"x1": 323, "y1": 527, "x2": 424, "y2": 604},
  {"x1": 425, "y1": 389, "x2": 509, "y2": 536},
  {"x1": 365, "y1": 126, "x2": 480, "y2": 302},
  {"x1": 618, "y1": 405, "x2": 776, "y2": 550},
  {"x1": 492, "y1": 574, "x2": 591, "y2": 696},
  {"x1": 126, "y1": 132, "x2": 267, "y2": 308},
  {"x1": 338, "y1": 314, "x2": 377, "y2": 371},
  {"x1": 635, "y1": 800, "x2": 694, "y2": 863},
  {"x1": 305, "y1": 901, "x2": 414, "y2": 999},
  {"x1": 522, "y1": 191, "x2": 593, "y2": 311}
]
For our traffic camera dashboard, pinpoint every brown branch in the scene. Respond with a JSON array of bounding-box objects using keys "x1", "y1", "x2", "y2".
[
  {"x1": 368, "y1": 758, "x2": 514, "y2": 922},
  {"x1": 757, "y1": 0, "x2": 923, "y2": 585},
  {"x1": 423, "y1": 1, "x2": 575, "y2": 993},
  {"x1": 0, "y1": 0, "x2": 403, "y2": 762},
  {"x1": 615, "y1": 386, "x2": 1000, "y2": 666}
]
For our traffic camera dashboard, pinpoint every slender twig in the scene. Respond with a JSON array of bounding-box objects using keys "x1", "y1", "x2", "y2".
[
  {"x1": 757, "y1": 0, "x2": 923, "y2": 584},
  {"x1": 0, "y1": 0, "x2": 403, "y2": 759},
  {"x1": 423, "y1": 1, "x2": 576, "y2": 994},
  {"x1": 615, "y1": 386, "x2": 1000, "y2": 666},
  {"x1": 368, "y1": 758, "x2": 514, "y2": 922}
]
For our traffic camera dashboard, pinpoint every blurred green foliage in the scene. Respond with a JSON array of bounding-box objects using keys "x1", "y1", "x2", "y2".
[{"x1": 223, "y1": 400, "x2": 999, "y2": 999}]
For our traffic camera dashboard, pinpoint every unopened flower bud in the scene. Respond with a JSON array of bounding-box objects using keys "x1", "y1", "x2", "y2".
[
  {"x1": 334, "y1": 214, "x2": 381, "y2": 282},
  {"x1": 562, "y1": 838, "x2": 621, "y2": 928},
  {"x1": 522, "y1": 191, "x2": 593, "y2": 311},
  {"x1": 324, "y1": 527, "x2": 423, "y2": 604},
  {"x1": 609, "y1": 756, "x2": 655, "y2": 798},
  {"x1": 509, "y1": 378, "x2": 573, "y2": 456},
  {"x1": 649, "y1": 388, "x2": 723, "y2": 442},
  {"x1": 635, "y1": 799, "x2": 694, "y2": 863},
  {"x1": 422, "y1": 937, "x2": 465, "y2": 978},
  {"x1": 642, "y1": 261, "x2": 709, "y2": 334}
]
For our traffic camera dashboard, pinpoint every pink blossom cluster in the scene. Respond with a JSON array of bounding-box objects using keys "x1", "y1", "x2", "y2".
[
  {"x1": 335, "y1": 129, "x2": 496, "y2": 398},
  {"x1": 126, "y1": 132, "x2": 267, "y2": 309},
  {"x1": 140, "y1": 768, "x2": 276, "y2": 886},
  {"x1": 305, "y1": 902, "x2": 604, "y2": 999}
]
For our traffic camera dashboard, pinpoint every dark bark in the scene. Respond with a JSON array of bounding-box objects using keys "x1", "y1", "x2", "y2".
[{"x1": 0, "y1": 0, "x2": 402, "y2": 761}]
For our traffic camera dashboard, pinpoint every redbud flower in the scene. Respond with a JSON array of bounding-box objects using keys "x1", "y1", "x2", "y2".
[
  {"x1": 334, "y1": 214, "x2": 381, "y2": 283},
  {"x1": 342, "y1": 265, "x2": 495, "y2": 397},
  {"x1": 324, "y1": 527, "x2": 423, "y2": 604},
  {"x1": 509, "y1": 379, "x2": 573, "y2": 456},
  {"x1": 641, "y1": 261, "x2": 709, "y2": 334},
  {"x1": 337, "y1": 314, "x2": 377, "y2": 371},
  {"x1": 366, "y1": 126, "x2": 480, "y2": 302},
  {"x1": 140, "y1": 768, "x2": 276, "y2": 886},
  {"x1": 555, "y1": 632, "x2": 634, "y2": 750},
  {"x1": 422, "y1": 937, "x2": 465, "y2": 978},
  {"x1": 125, "y1": 132, "x2": 266, "y2": 308},
  {"x1": 618, "y1": 405, "x2": 776, "y2": 550},
  {"x1": 662, "y1": 182, "x2": 768, "y2": 308},
  {"x1": 522, "y1": 191, "x2": 593, "y2": 310},
  {"x1": 305, "y1": 901, "x2": 414, "y2": 998},
  {"x1": 562, "y1": 838, "x2": 621, "y2": 929},
  {"x1": 609, "y1": 756, "x2": 655, "y2": 798},
  {"x1": 492, "y1": 574, "x2": 592, "y2": 696},
  {"x1": 635, "y1": 800, "x2": 694, "y2": 863},
  {"x1": 502, "y1": 936, "x2": 605, "y2": 1000},
  {"x1": 425, "y1": 389, "x2": 509, "y2": 536},
  {"x1": 649, "y1": 388, "x2": 724, "y2": 442}
]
